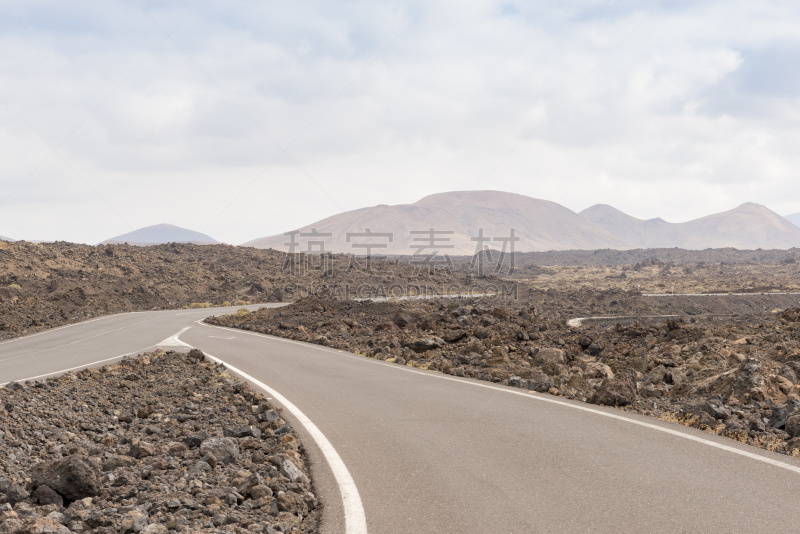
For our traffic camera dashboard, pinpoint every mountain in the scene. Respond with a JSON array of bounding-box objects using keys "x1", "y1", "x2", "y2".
[
  {"x1": 580, "y1": 203, "x2": 800, "y2": 249},
  {"x1": 101, "y1": 224, "x2": 218, "y2": 246},
  {"x1": 0, "y1": 235, "x2": 15, "y2": 242},
  {"x1": 244, "y1": 191, "x2": 632, "y2": 254},
  {"x1": 785, "y1": 212, "x2": 800, "y2": 228}
]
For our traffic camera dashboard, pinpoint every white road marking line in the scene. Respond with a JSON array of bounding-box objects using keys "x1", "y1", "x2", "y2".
[
  {"x1": 0, "y1": 316, "x2": 166, "y2": 364},
  {"x1": 567, "y1": 314, "x2": 735, "y2": 327},
  {"x1": 208, "y1": 336, "x2": 236, "y2": 340},
  {"x1": 567, "y1": 315, "x2": 681, "y2": 327},
  {"x1": 177, "y1": 329, "x2": 369, "y2": 534},
  {"x1": 0, "y1": 311, "x2": 146, "y2": 347},
  {"x1": 197, "y1": 320, "x2": 800, "y2": 476},
  {"x1": 156, "y1": 327, "x2": 192, "y2": 348},
  {"x1": 0, "y1": 303, "x2": 273, "y2": 348},
  {"x1": 644, "y1": 292, "x2": 800, "y2": 296},
  {"x1": 0, "y1": 347, "x2": 151, "y2": 386}
]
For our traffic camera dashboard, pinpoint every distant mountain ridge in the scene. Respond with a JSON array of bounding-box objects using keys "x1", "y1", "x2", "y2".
[
  {"x1": 244, "y1": 191, "x2": 800, "y2": 253},
  {"x1": 580, "y1": 203, "x2": 800, "y2": 250},
  {"x1": 101, "y1": 224, "x2": 218, "y2": 246},
  {"x1": 244, "y1": 191, "x2": 629, "y2": 254},
  {"x1": 0, "y1": 235, "x2": 15, "y2": 242},
  {"x1": 785, "y1": 212, "x2": 800, "y2": 229}
]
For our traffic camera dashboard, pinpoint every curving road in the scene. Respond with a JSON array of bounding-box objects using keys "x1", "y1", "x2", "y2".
[{"x1": 3, "y1": 306, "x2": 800, "y2": 532}]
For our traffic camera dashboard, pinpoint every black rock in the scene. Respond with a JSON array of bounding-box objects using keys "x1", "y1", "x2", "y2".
[
  {"x1": 31, "y1": 484, "x2": 64, "y2": 506},
  {"x1": 590, "y1": 371, "x2": 637, "y2": 407},
  {"x1": 184, "y1": 431, "x2": 210, "y2": 448},
  {"x1": 199, "y1": 437, "x2": 240, "y2": 465},
  {"x1": 749, "y1": 418, "x2": 766, "y2": 432},
  {"x1": 231, "y1": 425, "x2": 261, "y2": 439},
  {"x1": 187, "y1": 349, "x2": 206, "y2": 363},
  {"x1": 701, "y1": 399, "x2": 731, "y2": 421},
  {"x1": 529, "y1": 372, "x2": 553, "y2": 393},
  {"x1": 0, "y1": 479, "x2": 29, "y2": 505},
  {"x1": 274, "y1": 425, "x2": 292, "y2": 436},
  {"x1": 770, "y1": 405, "x2": 790, "y2": 429},
  {"x1": 259, "y1": 411, "x2": 280, "y2": 424},
  {"x1": 31, "y1": 455, "x2": 100, "y2": 502},
  {"x1": 587, "y1": 341, "x2": 605, "y2": 357}
]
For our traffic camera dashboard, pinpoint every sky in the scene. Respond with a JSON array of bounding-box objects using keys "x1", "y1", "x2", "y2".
[{"x1": 1, "y1": 0, "x2": 800, "y2": 244}]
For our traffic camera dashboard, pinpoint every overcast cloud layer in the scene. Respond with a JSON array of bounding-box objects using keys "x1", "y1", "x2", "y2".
[{"x1": 1, "y1": 1, "x2": 799, "y2": 244}]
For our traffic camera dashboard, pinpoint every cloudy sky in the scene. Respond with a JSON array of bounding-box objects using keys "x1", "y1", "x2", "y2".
[{"x1": 1, "y1": 0, "x2": 799, "y2": 244}]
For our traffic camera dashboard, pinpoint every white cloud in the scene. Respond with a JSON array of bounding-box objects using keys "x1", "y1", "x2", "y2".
[{"x1": 1, "y1": 0, "x2": 800, "y2": 244}]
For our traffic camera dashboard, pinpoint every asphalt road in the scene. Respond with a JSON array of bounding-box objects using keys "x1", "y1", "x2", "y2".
[{"x1": 4, "y1": 307, "x2": 800, "y2": 533}]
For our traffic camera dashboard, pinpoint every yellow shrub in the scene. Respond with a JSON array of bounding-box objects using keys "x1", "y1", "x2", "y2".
[{"x1": 234, "y1": 308, "x2": 251, "y2": 317}]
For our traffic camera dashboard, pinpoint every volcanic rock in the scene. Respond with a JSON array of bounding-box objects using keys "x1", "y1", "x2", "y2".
[
  {"x1": 591, "y1": 371, "x2": 637, "y2": 407},
  {"x1": 0, "y1": 351, "x2": 318, "y2": 532},
  {"x1": 200, "y1": 437, "x2": 240, "y2": 465},
  {"x1": 31, "y1": 455, "x2": 100, "y2": 502},
  {"x1": 404, "y1": 337, "x2": 446, "y2": 353},
  {"x1": 533, "y1": 347, "x2": 566, "y2": 366},
  {"x1": 30, "y1": 485, "x2": 63, "y2": 507}
]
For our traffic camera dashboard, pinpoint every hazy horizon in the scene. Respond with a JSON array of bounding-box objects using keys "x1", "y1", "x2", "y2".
[{"x1": 3, "y1": 190, "x2": 800, "y2": 245}]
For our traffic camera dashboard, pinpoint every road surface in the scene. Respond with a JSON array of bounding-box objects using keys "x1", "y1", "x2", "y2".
[{"x1": 3, "y1": 305, "x2": 800, "y2": 533}]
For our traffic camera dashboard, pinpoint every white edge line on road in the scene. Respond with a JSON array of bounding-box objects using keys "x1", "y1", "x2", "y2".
[
  {"x1": 643, "y1": 292, "x2": 800, "y2": 297},
  {"x1": 3, "y1": 325, "x2": 368, "y2": 533},
  {"x1": 0, "y1": 347, "x2": 151, "y2": 386},
  {"x1": 176, "y1": 331, "x2": 369, "y2": 534},
  {"x1": 196, "y1": 320, "x2": 800, "y2": 477},
  {"x1": 567, "y1": 315, "x2": 681, "y2": 327},
  {"x1": 0, "y1": 312, "x2": 141, "y2": 347}
]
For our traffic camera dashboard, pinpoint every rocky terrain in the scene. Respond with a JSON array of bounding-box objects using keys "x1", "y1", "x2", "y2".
[
  {"x1": 0, "y1": 240, "x2": 469, "y2": 341},
  {"x1": 441, "y1": 250, "x2": 800, "y2": 295},
  {"x1": 3, "y1": 237, "x2": 797, "y2": 344},
  {"x1": 0, "y1": 349, "x2": 317, "y2": 533},
  {"x1": 501, "y1": 258, "x2": 800, "y2": 294},
  {"x1": 484, "y1": 247, "x2": 800, "y2": 266},
  {"x1": 207, "y1": 292, "x2": 800, "y2": 456}
]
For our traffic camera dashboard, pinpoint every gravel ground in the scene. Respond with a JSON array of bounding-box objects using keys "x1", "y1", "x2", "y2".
[{"x1": 0, "y1": 349, "x2": 318, "y2": 534}]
